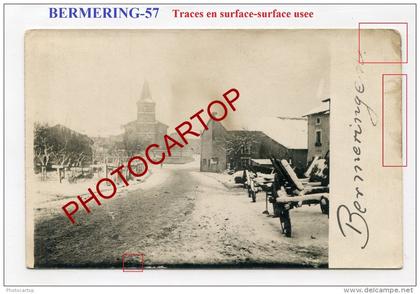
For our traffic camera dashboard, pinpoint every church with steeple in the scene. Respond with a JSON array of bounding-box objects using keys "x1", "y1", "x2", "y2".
[{"x1": 122, "y1": 81, "x2": 168, "y2": 149}]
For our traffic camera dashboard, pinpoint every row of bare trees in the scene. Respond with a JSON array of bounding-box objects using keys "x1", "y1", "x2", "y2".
[{"x1": 34, "y1": 123, "x2": 93, "y2": 180}]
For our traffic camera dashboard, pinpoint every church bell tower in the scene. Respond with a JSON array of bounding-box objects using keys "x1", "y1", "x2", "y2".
[{"x1": 137, "y1": 81, "x2": 156, "y2": 123}]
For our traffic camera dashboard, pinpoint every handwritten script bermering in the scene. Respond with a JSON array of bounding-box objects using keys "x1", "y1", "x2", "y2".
[{"x1": 336, "y1": 56, "x2": 378, "y2": 249}]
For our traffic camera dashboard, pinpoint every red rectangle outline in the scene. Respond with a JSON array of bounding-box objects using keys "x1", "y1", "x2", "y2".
[
  {"x1": 358, "y1": 22, "x2": 408, "y2": 64},
  {"x1": 381, "y1": 73, "x2": 408, "y2": 167},
  {"x1": 122, "y1": 253, "x2": 144, "y2": 272}
]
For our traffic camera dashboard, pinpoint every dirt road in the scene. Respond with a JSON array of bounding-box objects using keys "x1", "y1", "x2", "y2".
[{"x1": 34, "y1": 162, "x2": 328, "y2": 268}]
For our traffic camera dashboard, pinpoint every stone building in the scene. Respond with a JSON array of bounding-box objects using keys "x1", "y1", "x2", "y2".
[
  {"x1": 200, "y1": 119, "x2": 229, "y2": 173},
  {"x1": 303, "y1": 99, "x2": 330, "y2": 162},
  {"x1": 200, "y1": 117, "x2": 308, "y2": 176},
  {"x1": 122, "y1": 81, "x2": 168, "y2": 150}
]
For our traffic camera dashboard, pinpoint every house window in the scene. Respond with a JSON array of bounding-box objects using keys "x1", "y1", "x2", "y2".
[
  {"x1": 241, "y1": 157, "x2": 250, "y2": 168},
  {"x1": 315, "y1": 130, "x2": 322, "y2": 146},
  {"x1": 241, "y1": 144, "x2": 251, "y2": 155},
  {"x1": 316, "y1": 117, "x2": 321, "y2": 125}
]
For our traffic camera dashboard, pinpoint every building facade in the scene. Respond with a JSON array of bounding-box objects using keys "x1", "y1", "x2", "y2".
[
  {"x1": 200, "y1": 117, "x2": 308, "y2": 176},
  {"x1": 200, "y1": 120, "x2": 228, "y2": 172},
  {"x1": 304, "y1": 100, "x2": 330, "y2": 162}
]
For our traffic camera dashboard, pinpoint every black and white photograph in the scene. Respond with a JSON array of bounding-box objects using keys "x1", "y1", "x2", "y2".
[
  {"x1": 25, "y1": 29, "x2": 370, "y2": 269},
  {"x1": 2, "y1": 1, "x2": 415, "y2": 290}
]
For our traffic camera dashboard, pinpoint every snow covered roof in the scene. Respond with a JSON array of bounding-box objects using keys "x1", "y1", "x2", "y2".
[
  {"x1": 250, "y1": 159, "x2": 273, "y2": 166},
  {"x1": 255, "y1": 117, "x2": 307, "y2": 149},
  {"x1": 303, "y1": 103, "x2": 330, "y2": 116},
  {"x1": 222, "y1": 116, "x2": 308, "y2": 150}
]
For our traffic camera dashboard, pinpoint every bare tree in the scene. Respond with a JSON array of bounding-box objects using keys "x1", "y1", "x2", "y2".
[
  {"x1": 214, "y1": 128, "x2": 261, "y2": 170},
  {"x1": 34, "y1": 123, "x2": 54, "y2": 180},
  {"x1": 33, "y1": 123, "x2": 94, "y2": 182}
]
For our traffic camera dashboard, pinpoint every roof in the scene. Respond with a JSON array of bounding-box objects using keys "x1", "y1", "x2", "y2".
[
  {"x1": 122, "y1": 119, "x2": 168, "y2": 129},
  {"x1": 156, "y1": 120, "x2": 169, "y2": 128},
  {"x1": 303, "y1": 103, "x2": 330, "y2": 116},
  {"x1": 122, "y1": 120, "x2": 138, "y2": 128},
  {"x1": 250, "y1": 159, "x2": 273, "y2": 166},
  {"x1": 139, "y1": 80, "x2": 154, "y2": 103},
  {"x1": 221, "y1": 116, "x2": 308, "y2": 150},
  {"x1": 254, "y1": 117, "x2": 307, "y2": 149}
]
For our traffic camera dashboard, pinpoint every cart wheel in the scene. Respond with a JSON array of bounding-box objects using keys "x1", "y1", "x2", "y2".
[
  {"x1": 279, "y1": 209, "x2": 292, "y2": 237},
  {"x1": 320, "y1": 197, "x2": 329, "y2": 215},
  {"x1": 251, "y1": 191, "x2": 256, "y2": 202}
]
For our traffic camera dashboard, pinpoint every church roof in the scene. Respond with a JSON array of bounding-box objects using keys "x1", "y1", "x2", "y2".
[
  {"x1": 139, "y1": 80, "x2": 154, "y2": 103},
  {"x1": 122, "y1": 119, "x2": 168, "y2": 129}
]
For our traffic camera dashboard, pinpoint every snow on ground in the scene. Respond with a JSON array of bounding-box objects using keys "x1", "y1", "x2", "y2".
[
  {"x1": 200, "y1": 171, "x2": 241, "y2": 189},
  {"x1": 30, "y1": 164, "x2": 171, "y2": 219},
  {"x1": 188, "y1": 171, "x2": 328, "y2": 265},
  {"x1": 32, "y1": 155, "x2": 327, "y2": 268},
  {"x1": 139, "y1": 169, "x2": 328, "y2": 267},
  {"x1": 199, "y1": 170, "x2": 328, "y2": 248},
  {"x1": 31, "y1": 154, "x2": 199, "y2": 214},
  {"x1": 163, "y1": 154, "x2": 201, "y2": 170}
]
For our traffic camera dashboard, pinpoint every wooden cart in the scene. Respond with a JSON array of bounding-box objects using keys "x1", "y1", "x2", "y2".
[
  {"x1": 268, "y1": 157, "x2": 329, "y2": 237},
  {"x1": 244, "y1": 169, "x2": 274, "y2": 203}
]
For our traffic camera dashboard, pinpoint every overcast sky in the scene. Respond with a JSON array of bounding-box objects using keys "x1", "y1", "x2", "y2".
[{"x1": 26, "y1": 29, "x2": 331, "y2": 136}]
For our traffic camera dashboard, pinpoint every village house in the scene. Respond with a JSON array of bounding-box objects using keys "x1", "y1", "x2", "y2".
[
  {"x1": 303, "y1": 99, "x2": 330, "y2": 162},
  {"x1": 200, "y1": 117, "x2": 308, "y2": 176}
]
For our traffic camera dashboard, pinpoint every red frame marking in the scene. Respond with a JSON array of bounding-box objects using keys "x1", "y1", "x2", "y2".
[
  {"x1": 358, "y1": 22, "x2": 408, "y2": 64},
  {"x1": 381, "y1": 73, "x2": 408, "y2": 167},
  {"x1": 122, "y1": 252, "x2": 144, "y2": 272}
]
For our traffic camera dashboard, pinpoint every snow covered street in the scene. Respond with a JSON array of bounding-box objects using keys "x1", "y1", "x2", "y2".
[{"x1": 33, "y1": 158, "x2": 328, "y2": 268}]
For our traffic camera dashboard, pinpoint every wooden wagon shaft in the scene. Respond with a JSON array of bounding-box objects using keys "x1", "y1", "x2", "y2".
[
  {"x1": 302, "y1": 181, "x2": 322, "y2": 186},
  {"x1": 304, "y1": 156, "x2": 319, "y2": 178},
  {"x1": 245, "y1": 170, "x2": 251, "y2": 186},
  {"x1": 275, "y1": 193, "x2": 329, "y2": 204},
  {"x1": 249, "y1": 177, "x2": 257, "y2": 192}
]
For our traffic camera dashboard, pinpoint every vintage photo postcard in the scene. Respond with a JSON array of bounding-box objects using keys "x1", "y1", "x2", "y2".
[{"x1": 25, "y1": 29, "x2": 403, "y2": 269}]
